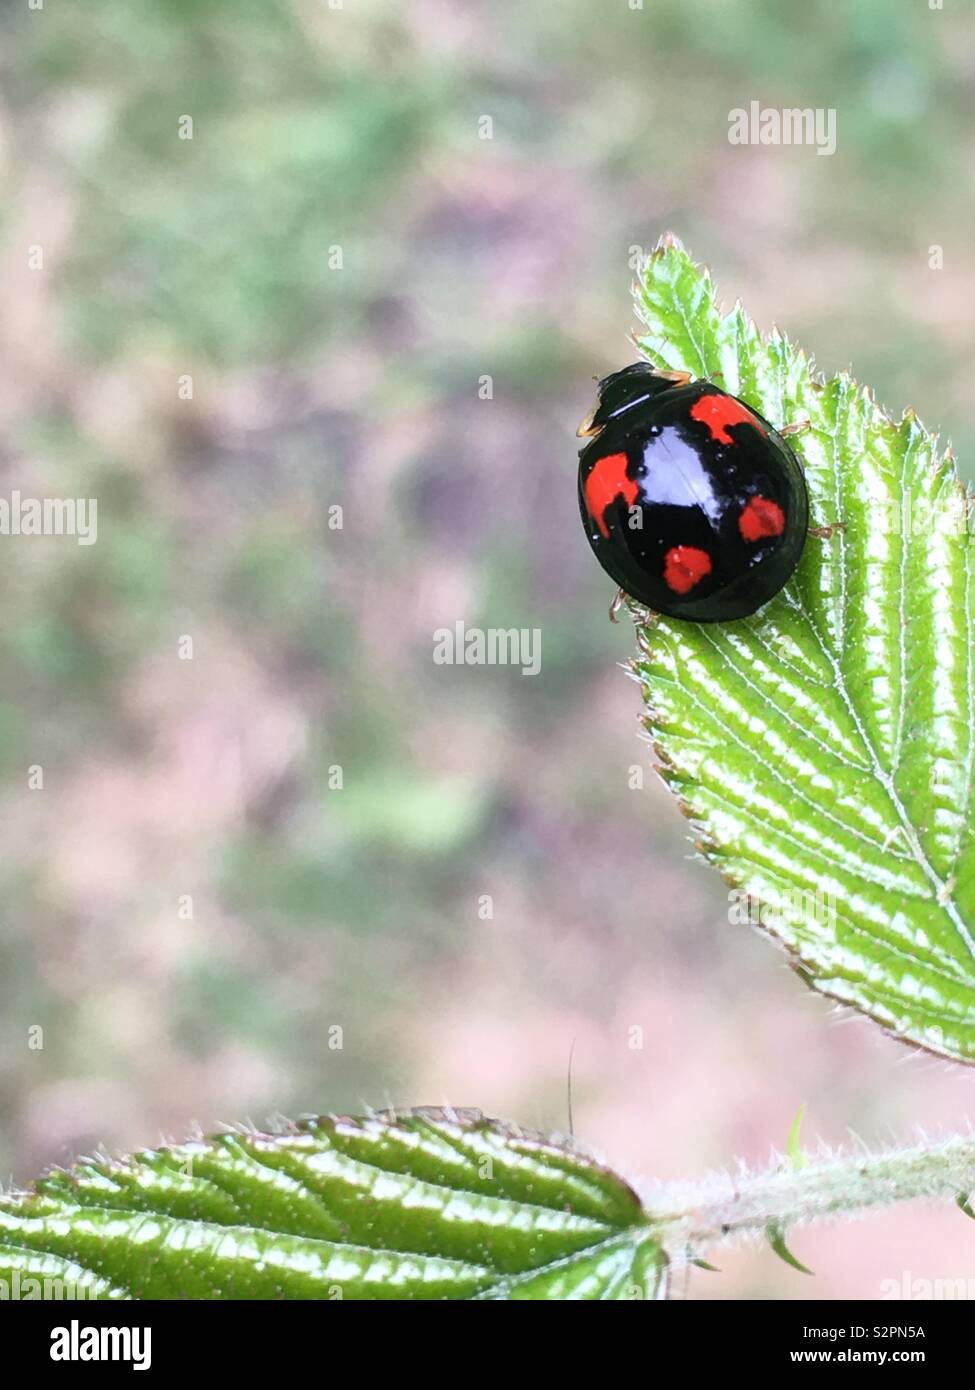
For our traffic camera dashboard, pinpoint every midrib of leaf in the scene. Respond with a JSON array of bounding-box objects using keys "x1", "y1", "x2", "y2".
[
  {"x1": 803, "y1": 400, "x2": 975, "y2": 963},
  {"x1": 633, "y1": 237, "x2": 975, "y2": 1061}
]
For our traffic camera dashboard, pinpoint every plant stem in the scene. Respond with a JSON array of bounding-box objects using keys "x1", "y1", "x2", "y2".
[{"x1": 644, "y1": 1134, "x2": 975, "y2": 1249}]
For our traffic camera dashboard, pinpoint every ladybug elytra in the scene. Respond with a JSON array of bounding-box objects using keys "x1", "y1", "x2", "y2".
[{"x1": 578, "y1": 363, "x2": 809, "y2": 622}]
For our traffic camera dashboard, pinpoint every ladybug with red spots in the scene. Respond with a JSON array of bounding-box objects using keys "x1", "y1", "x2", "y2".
[{"x1": 578, "y1": 363, "x2": 809, "y2": 621}]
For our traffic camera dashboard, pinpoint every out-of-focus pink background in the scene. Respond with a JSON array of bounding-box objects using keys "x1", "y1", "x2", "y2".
[{"x1": 1, "y1": 0, "x2": 974, "y2": 1298}]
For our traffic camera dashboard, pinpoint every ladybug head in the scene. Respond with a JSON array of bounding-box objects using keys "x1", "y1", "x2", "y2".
[{"x1": 577, "y1": 362, "x2": 693, "y2": 438}]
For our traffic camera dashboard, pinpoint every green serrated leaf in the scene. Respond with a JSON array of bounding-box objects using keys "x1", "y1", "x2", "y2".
[
  {"x1": 0, "y1": 1109, "x2": 666, "y2": 1300},
  {"x1": 632, "y1": 236, "x2": 975, "y2": 1064},
  {"x1": 957, "y1": 1191, "x2": 975, "y2": 1220}
]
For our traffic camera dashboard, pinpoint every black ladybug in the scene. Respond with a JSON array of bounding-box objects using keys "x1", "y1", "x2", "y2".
[{"x1": 578, "y1": 363, "x2": 809, "y2": 622}]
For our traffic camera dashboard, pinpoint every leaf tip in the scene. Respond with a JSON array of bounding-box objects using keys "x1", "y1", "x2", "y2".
[{"x1": 653, "y1": 229, "x2": 685, "y2": 254}]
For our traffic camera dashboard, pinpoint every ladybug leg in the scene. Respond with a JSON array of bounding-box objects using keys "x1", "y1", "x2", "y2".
[
  {"x1": 650, "y1": 368, "x2": 693, "y2": 387},
  {"x1": 779, "y1": 417, "x2": 811, "y2": 438},
  {"x1": 577, "y1": 409, "x2": 601, "y2": 438},
  {"x1": 608, "y1": 587, "x2": 658, "y2": 629},
  {"x1": 603, "y1": 583, "x2": 659, "y2": 636}
]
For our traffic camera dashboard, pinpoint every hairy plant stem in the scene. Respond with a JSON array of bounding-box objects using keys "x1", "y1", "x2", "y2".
[{"x1": 644, "y1": 1134, "x2": 975, "y2": 1251}]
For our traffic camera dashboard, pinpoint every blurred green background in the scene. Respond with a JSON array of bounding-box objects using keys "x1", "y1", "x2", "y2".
[{"x1": 1, "y1": 0, "x2": 974, "y2": 1298}]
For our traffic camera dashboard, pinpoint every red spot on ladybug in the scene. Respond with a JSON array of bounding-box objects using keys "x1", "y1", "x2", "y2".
[
  {"x1": 584, "y1": 450, "x2": 638, "y2": 539},
  {"x1": 739, "y1": 495, "x2": 785, "y2": 542},
  {"x1": 690, "y1": 394, "x2": 767, "y2": 446},
  {"x1": 663, "y1": 545, "x2": 712, "y2": 594}
]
